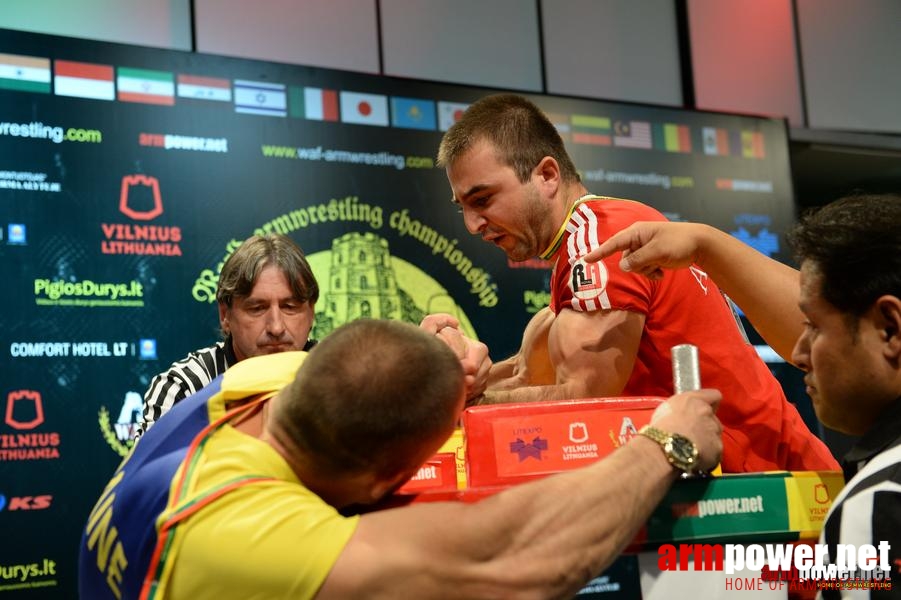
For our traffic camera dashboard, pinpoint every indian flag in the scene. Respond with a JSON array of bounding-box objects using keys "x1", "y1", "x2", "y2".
[
  {"x1": 0, "y1": 53, "x2": 50, "y2": 93},
  {"x1": 117, "y1": 67, "x2": 175, "y2": 105},
  {"x1": 54, "y1": 60, "x2": 114, "y2": 100},
  {"x1": 177, "y1": 74, "x2": 231, "y2": 102}
]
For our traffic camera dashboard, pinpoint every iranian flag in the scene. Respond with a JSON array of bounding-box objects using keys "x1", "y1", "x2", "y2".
[
  {"x1": 117, "y1": 67, "x2": 175, "y2": 105},
  {"x1": 54, "y1": 60, "x2": 114, "y2": 100}
]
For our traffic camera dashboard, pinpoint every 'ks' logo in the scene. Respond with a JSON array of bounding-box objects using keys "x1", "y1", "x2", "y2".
[{"x1": 0, "y1": 495, "x2": 53, "y2": 511}]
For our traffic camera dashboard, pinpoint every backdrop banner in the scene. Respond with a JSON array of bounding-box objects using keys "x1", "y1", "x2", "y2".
[{"x1": 0, "y1": 28, "x2": 797, "y2": 599}]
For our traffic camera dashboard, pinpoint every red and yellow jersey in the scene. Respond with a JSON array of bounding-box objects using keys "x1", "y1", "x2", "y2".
[{"x1": 545, "y1": 196, "x2": 838, "y2": 473}]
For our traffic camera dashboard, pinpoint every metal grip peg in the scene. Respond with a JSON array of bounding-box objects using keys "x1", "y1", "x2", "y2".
[{"x1": 671, "y1": 343, "x2": 700, "y2": 393}]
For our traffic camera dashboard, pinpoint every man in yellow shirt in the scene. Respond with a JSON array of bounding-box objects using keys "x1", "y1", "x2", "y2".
[{"x1": 79, "y1": 318, "x2": 721, "y2": 600}]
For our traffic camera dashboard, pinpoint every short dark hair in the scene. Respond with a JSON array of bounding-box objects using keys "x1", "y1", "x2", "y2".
[
  {"x1": 216, "y1": 234, "x2": 319, "y2": 308},
  {"x1": 437, "y1": 93, "x2": 581, "y2": 184},
  {"x1": 789, "y1": 193, "x2": 901, "y2": 317},
  {"x1": 273, "y1": 319, "x2": 464, "y2": 477}
]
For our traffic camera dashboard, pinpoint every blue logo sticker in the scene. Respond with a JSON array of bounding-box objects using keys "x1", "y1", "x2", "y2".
[{"x1": 139, "y1": 339, "x2": 157, "y2": 360}]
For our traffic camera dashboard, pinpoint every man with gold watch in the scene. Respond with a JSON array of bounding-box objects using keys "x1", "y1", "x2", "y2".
[{"x1": 638, "y1": 424, "x2": 701, "y2": 476}]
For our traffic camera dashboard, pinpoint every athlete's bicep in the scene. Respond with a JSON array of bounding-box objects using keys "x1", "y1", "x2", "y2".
[{"x1": 548, "y1": 307, "x2": 645, "y2": 398}]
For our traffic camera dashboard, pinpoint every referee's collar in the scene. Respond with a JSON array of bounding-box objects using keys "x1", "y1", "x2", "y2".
[
  {"x1": 842, "y1": 395, "x2": 901, "y2": 477},
  {"x1": 223, "y1": 335, "x2": 238, "y2": 367}
]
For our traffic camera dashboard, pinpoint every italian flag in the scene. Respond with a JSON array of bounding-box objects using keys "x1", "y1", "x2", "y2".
[
  {"x1": 290, "y1": 86, "x2": 338, "y2": 121},
  {"x1": 177, "y1": 74, "x2": 231, "y2": 102},
  {"x1": 304, "y1": 87, "x2": 339, "y2": 121},
  {"x1": 117, "y1": 67, "x2": 175, "y2": 105},
  {"x1": 0, "y1": 53, "x2": 50, "y2": 93},
  {"x1": 54, "y1": 60, "x2": 114, "y2": 100}
]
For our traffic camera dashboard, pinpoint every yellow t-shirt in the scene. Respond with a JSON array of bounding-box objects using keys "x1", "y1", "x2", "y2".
[{"x1": 157, "y1": 352, "x2": 359, "y2": 599}]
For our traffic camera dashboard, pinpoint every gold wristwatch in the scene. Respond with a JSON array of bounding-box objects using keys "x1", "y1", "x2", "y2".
[{"x1": 638, "y1": 425, "x2": 699, "y2": 475}]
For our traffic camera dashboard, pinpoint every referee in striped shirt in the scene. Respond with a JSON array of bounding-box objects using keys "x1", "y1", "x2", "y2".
[
  {"x1": 585, "y1": 192, "x2": 901, "y2": 597},
  {"x1": 789, "y1": 195, "x2": 901, "y2": 599},
  {"x1": 135, "y1": 233, "x2": 319, "y2": 439}
]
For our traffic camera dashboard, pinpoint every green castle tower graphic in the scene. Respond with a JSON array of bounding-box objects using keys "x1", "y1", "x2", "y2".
[
  {"x1": 308, "y1": 232, "x2": 477, "y2": 339},
  {"x1": 325, "y1": 231, "x2": 402, "y2": 323}
]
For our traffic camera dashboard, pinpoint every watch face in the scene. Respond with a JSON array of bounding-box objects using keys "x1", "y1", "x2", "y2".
[{"x1": 666, "y1": 435, "x2": 698, "y2": 470}]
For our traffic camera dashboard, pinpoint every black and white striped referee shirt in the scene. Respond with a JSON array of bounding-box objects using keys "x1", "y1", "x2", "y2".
[
  {"x1": 819, "y1": 396, "x2": 901, "y2": 599},
  {"x1": 135, "y1": 340, "x2": 236, "y2": 439},
  {"x1": 135, "y1": 337, "x2": 318, "y2": 439}
]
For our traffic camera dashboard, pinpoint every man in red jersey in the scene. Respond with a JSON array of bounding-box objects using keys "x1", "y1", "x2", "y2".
[{"x1": 437, "y1": 93, "x2": 838, "y2": 472}]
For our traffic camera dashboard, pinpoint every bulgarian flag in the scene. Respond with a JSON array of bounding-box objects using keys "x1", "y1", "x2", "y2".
[
  {"x1": 54, "y1": 60, "x2": 114, "y2": 100},
  {"x1": 0, "y1": 53, "x2": 50, "y2": 93},
  {"x1": 176, "y1": 74, "x2": 231, "y2": 102},
  {"x1": 117, "y1": 67, "x2": 175, "y2": 105}
]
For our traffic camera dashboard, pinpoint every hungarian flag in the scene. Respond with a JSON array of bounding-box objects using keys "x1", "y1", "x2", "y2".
[
  {"x1": 0, "y1": 52, "x2": 50, "y2": 93},
  {"x1": 339, "y1": 91, "x2": 389, "y2": 126},
  {"x1": 177, "y1": 74, "x2": 231, "y2": 102},
  {"x1": 117, "y1": 67, "x2": 175, "y2": 105},
  {"x1": 54, "y1": 60, "x2": 114, "y2": 100}
]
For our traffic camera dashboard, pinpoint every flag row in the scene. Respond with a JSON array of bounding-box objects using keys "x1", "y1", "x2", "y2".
[
  {"x1": 0, "y1": 51, "x2": 766, "y2": 157},
  {"x1": 0, "y1": 52, "x2": 469, "y2": 131},
  {"x1": 547, "y1": 113, "x2": 766, "y2": 159}
]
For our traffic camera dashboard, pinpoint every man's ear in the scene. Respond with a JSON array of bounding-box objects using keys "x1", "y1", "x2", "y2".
[
  {"x1": 367, "y1": 469, "x2": 414, "y2": 503},
  {"x1": 533, "y1": 155, "x2": 561, "y2": 188},
  {"x1": 876, "y1": 295, "x2": 901, "y2": 359},
  {"x1": 218, "y1": 302, "x2": 230, "y2": 334}
]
